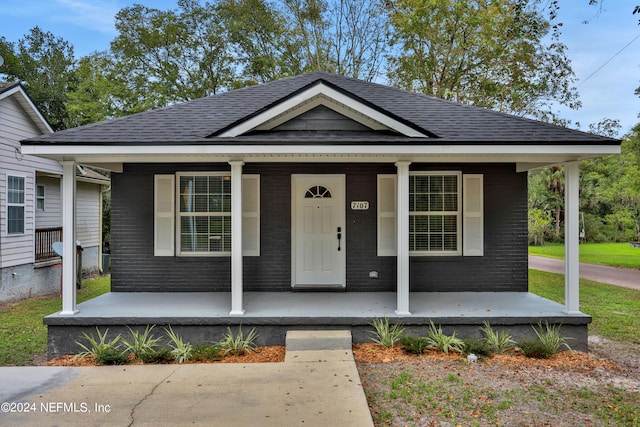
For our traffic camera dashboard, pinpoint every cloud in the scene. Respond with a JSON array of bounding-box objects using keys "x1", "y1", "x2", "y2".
[{"x1": 53, "y1": 0, "x2": 121, "y2": 34}]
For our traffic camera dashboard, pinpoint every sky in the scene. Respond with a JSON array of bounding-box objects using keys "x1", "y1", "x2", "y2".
[{"x1": 1, "y1": 0, "x2": 640, "y2": 137}]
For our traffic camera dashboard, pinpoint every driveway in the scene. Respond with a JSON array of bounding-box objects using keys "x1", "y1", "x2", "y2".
[{"x1": 529, "y1": 255, "x2": 640, "y2": 291}]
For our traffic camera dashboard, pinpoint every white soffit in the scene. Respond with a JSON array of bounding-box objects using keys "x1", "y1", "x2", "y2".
[{"x1": 218, "y1": 82, "x2": 428, "y2": 138}]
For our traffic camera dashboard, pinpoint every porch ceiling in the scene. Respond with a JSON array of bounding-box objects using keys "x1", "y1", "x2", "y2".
[{"x1": 44, "y1": 292, "x2": 591, "y2": 326}]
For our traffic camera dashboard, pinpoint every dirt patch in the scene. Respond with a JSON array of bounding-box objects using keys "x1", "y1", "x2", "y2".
[{"x1": 356, "y1": 337, "x2": 640, "y2": 426}]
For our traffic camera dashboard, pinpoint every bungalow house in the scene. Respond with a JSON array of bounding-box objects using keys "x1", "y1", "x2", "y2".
[
  {"x1": 20, "y1": 72, "x2": 620, "y2": 357},
  {"x1": 0, "y1": 82, "x2": 109, "y2": 303}
]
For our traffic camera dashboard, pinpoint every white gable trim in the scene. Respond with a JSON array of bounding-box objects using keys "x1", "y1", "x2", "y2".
[
  {"x1": 218, "y1": 82, "x2": 428, "y2": 138},
  {"x1": 0, "y1": 85, "x2": 53, "y2": 134}
]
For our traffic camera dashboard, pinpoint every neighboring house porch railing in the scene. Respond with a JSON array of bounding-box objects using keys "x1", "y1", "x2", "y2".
[{"x1": 35, "y1": 227, "x2": 62, "y2": 261}]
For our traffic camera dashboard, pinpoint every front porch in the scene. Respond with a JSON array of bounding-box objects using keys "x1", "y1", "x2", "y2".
[{"x1": 44, "y1": 291, "x2": 591, "y2": 358}]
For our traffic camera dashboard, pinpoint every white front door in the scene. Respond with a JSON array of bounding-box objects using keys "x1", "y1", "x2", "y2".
[{"x1": 292, "y1": 175, "x2": 346, "y2": 288}]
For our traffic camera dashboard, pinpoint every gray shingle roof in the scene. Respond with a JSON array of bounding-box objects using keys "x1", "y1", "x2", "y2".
[{"x1": 22, "y1": 71, "x2": 619, "y2": 146}]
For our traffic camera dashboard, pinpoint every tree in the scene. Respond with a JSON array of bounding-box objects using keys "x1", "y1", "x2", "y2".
[
  {"x1": 109, "y1": 0, "x2": 235, "y2": 109},
  {"x1": 326, "y1": 0, "x2": 389, "y2": 81},
  {"x1": 386, "y1": 0, "x2": 581, "y2": 120},
  {"x1": 528, "y1": 208, "x2": 553, "y2": 245},
  {"x1": 217, "y1": 0, "x2": 305, "y2": 85},
  {"x1": 0, "y1": 27, "x2": 76, "y2": 130}
]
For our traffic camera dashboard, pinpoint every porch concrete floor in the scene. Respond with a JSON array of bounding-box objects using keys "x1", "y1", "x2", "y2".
[{"x1": 47, "y1": 291, "x2": 589, "y2": 320}]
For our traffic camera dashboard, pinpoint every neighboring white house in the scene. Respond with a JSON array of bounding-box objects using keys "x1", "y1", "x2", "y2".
[{"x1": 0, "y1": 82, "x2": 109, "y2": 303}]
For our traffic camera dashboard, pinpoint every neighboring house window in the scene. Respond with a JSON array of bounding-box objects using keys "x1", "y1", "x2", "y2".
[
  {"x1": 7, "y1": 175, "x2": 25, "y2": 234},
  {"x1": 409, "y1": 172, "x2": 461, "y2": 255},
  {"x1": 154, "y1": 173, "x2": 260, "y2": 257},
  {"x1": 178, "y1": 173, "x2": 231, "y2": 255},
  {"x1": 377, "y1": 172, "x2": 483, "y2": 257},
  {"x1": 36, "y1": 185, "x2": 45, "y2": 211}
]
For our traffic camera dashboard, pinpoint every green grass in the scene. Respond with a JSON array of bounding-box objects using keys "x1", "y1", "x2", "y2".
[
  {"x1": 529, "y1": 242, "x2": 640, "y2": 269},
  {"x1": 0, "y1": 276, "x2": 110, "y2": 366},
  {"x1": 529, "y1": 270, "x2": 640, "y2": 344}
]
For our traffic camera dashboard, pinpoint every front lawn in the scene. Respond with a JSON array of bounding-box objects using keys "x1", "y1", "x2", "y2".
[
  {"x1": 529, "y1": 270, "x2": 640, "y2": 344},
  {"x1": 0, "y1": 276, "x2": 110, "y2": 366},
  {"x1": 529, "y1": 242, "x2": 640, "y2": 269}
]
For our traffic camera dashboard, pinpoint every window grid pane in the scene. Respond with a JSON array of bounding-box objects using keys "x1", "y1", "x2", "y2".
[
  {"x1": 179, "y1": 174, "x2": 231, "y2": 254},
  {"x1": 409, "y1": 174, "x2": 459, "y2": 253}
]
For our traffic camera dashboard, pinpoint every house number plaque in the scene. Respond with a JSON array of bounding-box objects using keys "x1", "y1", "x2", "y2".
[{"x1": 351, "y1": 201, "x2": 369, "y2": 210}]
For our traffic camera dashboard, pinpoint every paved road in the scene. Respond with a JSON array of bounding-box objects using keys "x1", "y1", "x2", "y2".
[{"x1": 529, "y1": 255, "x2": 640, "y2": 291}]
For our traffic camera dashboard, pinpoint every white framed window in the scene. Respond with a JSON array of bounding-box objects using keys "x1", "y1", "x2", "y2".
[
  {"x1": 36, "y1": 184, "x2": 45, "y2": 211},
  {"x1": 154, "y1": 172, "x2": 260, "y2": 257},
  {"x1": 377, "y1": 172, "x2": 483, "y2": 257},
  {"x1": 7, "y1": 175, "x2": 26, "y2": 234},
  {"x1": 409, "y1": 172, "x2": 462, "y2": 255},
  {"x1": 177, "y1": 172, "x2": 231, "y2": 256}
]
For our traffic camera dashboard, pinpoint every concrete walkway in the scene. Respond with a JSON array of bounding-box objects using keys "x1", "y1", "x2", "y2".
[
  {"x1": 0, "y1": 331, "x2": 374, "y2": 427},
  {"x1": 529, "y1": 255, "x2": 640, "y2": 291}
]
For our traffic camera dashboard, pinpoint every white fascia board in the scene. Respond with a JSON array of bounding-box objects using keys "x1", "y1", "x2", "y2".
[
  {"x1": 218, "y1": 82, "x2": 428, "y2": 138},
  {"x1": 21, "y1": 143, "x2": 621, "y2": 158}
]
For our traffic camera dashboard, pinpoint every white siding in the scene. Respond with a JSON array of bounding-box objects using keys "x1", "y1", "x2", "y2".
[
  {"x1": 35, "y1": 176, "x2": 62, "y2": 228},
  {"x1": 0, "y1": 97, "x2": 61, "y2": 175},
  {"x1": 76, "y1": 182, "x2": 100, "y2": 248},
  {"x1": 0, "y1": 92, "x2": 58, "y2": 268}
]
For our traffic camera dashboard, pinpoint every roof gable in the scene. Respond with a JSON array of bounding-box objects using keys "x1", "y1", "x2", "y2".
[
  {"x1": 0, "y1": 82, "x2": 53, "y2": 135},
  {"x1": 214, "y1": 80, "x2": 432, "y2": 138}
]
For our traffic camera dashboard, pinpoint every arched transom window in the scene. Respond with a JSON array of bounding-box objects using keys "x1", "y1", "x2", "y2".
[{"x1": 305, "y1": 185, "x2": 332, "y2": 198}]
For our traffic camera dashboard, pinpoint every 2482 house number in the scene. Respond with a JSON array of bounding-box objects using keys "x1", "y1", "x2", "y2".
[{"x1": 351, "y1": 201, "x2": 369, "y2": 210}]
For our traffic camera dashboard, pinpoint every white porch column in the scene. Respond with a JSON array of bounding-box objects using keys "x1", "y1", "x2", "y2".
[
  {"x1": 60, "y1": 161, "x2": 78, "y2": 315},
  {"x1": 564, "y1": 162, "x2": 580, "y2": 314},
  {"x1": 229, "y1": 161, "x2": 245, "y2": 315},
  {"x1": 395, "y1": 161, "x2": 412, "y2": 315}
]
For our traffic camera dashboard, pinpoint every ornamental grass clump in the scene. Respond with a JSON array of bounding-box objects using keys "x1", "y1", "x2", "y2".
[
  {"x1": 369, "y1": 318, "x2": 405, "y2": 348},
  {"x1": 480, "y1": 321, "x2": 516, "y2": 354},
  {"x1": 122, "y1": 325, "x2": 161, "y2": 360},
  {"x1": 164, "y1": 326, "x2": 193, "y2": 363},
  {"x1": 218, "y1": 327, "x2": 258, "y2": 356},
  {"x1": 75, "y1": 327, "x2": 128, "y2": 365},
  {"x1": 426, "y1": 321, "x2": 464, "y2": 354}
]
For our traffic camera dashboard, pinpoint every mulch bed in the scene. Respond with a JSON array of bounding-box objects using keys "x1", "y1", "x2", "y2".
[
  {"x1": 352, "y1": 343, "x2": 623, "y2": 373},
  {"x1": 47, "y1": 343, "x2": 622, "y2": 374}
]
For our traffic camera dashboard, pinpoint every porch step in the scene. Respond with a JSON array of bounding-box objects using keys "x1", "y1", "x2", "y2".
[
  {"x1": 285, "y1": 330, "x2": 352, "y2": 351},
  {"x1": 285, "y1": 330, "x2": 354, "y2": 363}
]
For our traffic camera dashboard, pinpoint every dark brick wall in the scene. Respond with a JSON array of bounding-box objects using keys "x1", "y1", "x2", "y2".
[
  {"x1": 409, "y1": 164, "x2": 528, "y2": 291},
  {"x1": 111, "y1": 162, "x2": 527, "y2": 292}
]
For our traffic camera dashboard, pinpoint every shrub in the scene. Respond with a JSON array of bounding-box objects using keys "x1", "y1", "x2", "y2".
[
  {"x1": 75, "y1": 328, "x2": 128, "y2": 365},
  {"x1": 462, "y1": 338, "x2": 492, "y2": 357},
  {"x1": 426, "y1": 321, "x2": 464, "y2": 354},
  {"x1": 164, "y1": 326, "x2": 193, "y2": 363},
  {"x1": 480, "y1": 321, "x2": 516, "y2": 354},
  {"x1": 192, "y1": 343, "x2": 223, "y2": 362},
  {"x1": 218, "y1": 327, "x2": 258, "y2": 356},
  {"x1": 369, "y1": 318, "x2": 404, "y2": 348},
  {"x1": 122, "y1": 325, "x2": 160, "y2": 360},
  {"x1": 138, "y1": 348, "x2": 173, "y2": 364},
  {"x1": 399, "y1": 335, "x2": 430, "y2": 354},
  {"x1": 520, "y1": 340, "x2": 554, "y2": 359}
]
